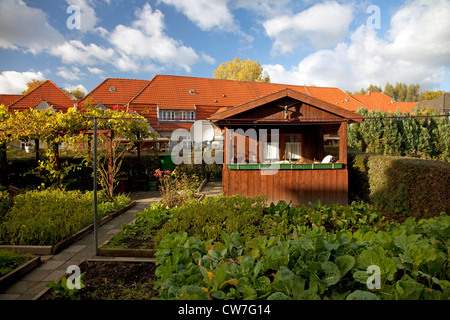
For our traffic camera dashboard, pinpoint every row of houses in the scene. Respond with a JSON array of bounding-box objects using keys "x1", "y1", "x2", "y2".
[
  {"x1": 0, "y1": 75, "x2": 433, "y2": 139},
  {"x1": 1, "y1": 75, "x2": 447, "y2": 206}
]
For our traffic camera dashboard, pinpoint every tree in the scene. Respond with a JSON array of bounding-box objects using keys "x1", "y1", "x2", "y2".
[
  {"x1": 406, "y1": 84, "x2": 420, "y2": 102},
  {"x1": 418, "y1": 90, "x2": 447, "y2": 101},
  {"x1": 213, "y1": 58, "x2": 270, "y2": 83},
  {"x1": 66, "y1": 88, "x2": 86, "y2": 100},
  {"x1": 367, "y1": 84, "x2": 382, "y2": 92},
  {"x1": 384, "y1": 82, "x2": 396, "y2": 100},
  {"x1": 22, "y1": 79, "x2": 45, "y2": 95},
  {"x1": 395, "y1": 82, "x2": 408, "y2": 102}
]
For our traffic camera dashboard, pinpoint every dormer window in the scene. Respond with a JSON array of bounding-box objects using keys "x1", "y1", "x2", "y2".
[{"x1": 159, "y1": 110, "x2": 196, "y2": 122}]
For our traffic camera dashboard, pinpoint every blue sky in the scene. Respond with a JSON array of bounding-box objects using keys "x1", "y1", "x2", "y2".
[{"x1": 0, "y1": 0, "x2": 449, "y2": 95}]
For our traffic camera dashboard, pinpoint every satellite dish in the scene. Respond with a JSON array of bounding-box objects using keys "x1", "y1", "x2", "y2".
[{"x1": 190, "y1": 120, "x2": 215, "y2": 143}]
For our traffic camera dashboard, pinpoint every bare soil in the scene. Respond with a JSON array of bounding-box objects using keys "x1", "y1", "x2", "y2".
[{"x1": 41, "y1": 260, "x2": 159, "y2": 300}]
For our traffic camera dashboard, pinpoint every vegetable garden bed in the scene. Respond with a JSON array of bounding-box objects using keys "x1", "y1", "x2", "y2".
[
  {"x1": 0, "y1": 189, "x2": 135, "y2": 255},
  {"x1": 0, "y1": 200, "x2": 136, "y2": 255},
  {"x1": 40, "y1": 260, "x2": 158, "y2": 300},
  {"x1": 41, "y1": 196, "x2": 449, "y2": 300},
  {"x1": 96, "y1": 196, "x2": 449, "y2": 300}
]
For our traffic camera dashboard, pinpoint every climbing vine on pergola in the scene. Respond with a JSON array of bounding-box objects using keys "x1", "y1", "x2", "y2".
[{"x1": 0, "y1": 100, "x2": 156, "y2": 196}]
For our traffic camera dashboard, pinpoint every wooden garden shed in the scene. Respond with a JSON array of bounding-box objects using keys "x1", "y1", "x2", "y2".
[{"x1": 210, "y1": 88, "x2": 363, "y2": 206}]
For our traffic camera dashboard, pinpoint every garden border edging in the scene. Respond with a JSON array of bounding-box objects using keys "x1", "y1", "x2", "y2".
[{"x1": 0, "y1": 256, "x2": 41, "y2": 291}]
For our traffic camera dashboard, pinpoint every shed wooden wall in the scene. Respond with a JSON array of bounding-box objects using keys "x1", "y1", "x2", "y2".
[{"x1": 222, "y1": 168, "x2": 348, "y2": 206}]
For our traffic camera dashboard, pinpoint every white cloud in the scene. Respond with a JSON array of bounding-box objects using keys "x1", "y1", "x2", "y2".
[
  {"x1": 66, "y1": 0, "x2": 99, "y2": 33},
  {"x1": 263, "y1": 1, "x2": 353, "y2": 54},
  {"x1": 264, "y1": 0, "x2": 450, "y2": 91},
  {"x1": 387, "y1": 0, "x2": 450, "y2": 67},
  {"x1": 50, "y1": 40, "x2": 115, "y2": 65},
  {"x1": 57, "y1": 66, "x2": 84, "y2": 81},
  {"x1": 158, "y1": 0, "x2": 235, "y2": 32},
  {"x1": 0, "y1": 0, "x2": 64, "y2": 53},
  {"x1": 87, "y1": 67, "x2": 104, "y2": 75},
  {"x1": 235, "y1": 0, "x2": 292, "y2": 17},
  {"x1": 0, "y1": 70, "x2": 45, "y2": 94},
  {"x1": 109, "y1": 3, "x2": 202, "y2": 72}
]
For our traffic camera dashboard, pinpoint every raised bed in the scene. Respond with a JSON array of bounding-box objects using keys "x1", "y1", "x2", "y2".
[
  {"x1": 0, "y1": 256, "x2": 41, "y2": 291},
  {"x1": 97, "y1": 247, "x2": 155, "y2": 258},
  {"x1": 37, "y1": 258, "x2": 158, "y2": 300},
  {"x1": 0, "y1": 201, "x2": 137, "y2": 256}
]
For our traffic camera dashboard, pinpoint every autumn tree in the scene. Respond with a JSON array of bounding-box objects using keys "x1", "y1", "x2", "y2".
[
  {"x1": 419, "y1": 90, "x2": 447, "y2": 101},
  {"x1": 384, "y1": 82, "x2": 396, "y2": 100},
  {"x1": 64, "y1": 88, "x2": 86, "y2": 100},
  {"x1": 22, "y1": 79, "x2": 46, "y2": 95},
  {"x1": 214, "y1": 58, "x2": 270, "y2": 83}
]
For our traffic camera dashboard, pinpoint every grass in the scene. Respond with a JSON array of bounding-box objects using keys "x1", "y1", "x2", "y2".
[{"x1": 0, "y1": 249, "x2": 30, "y2": 277}]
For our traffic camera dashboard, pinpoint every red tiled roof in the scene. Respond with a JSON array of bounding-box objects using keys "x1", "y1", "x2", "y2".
[
  {"x1": 9, "y1": 80, "x2": 76, "y2": 112},
  {"x1": 126, "y1": 75, "x2": 370, "y2": 133},
  {"x1": 394, "y1": 102, "x2": 418, "y2": 113},
  {"x1": 83, "y1": 78, "x2": 149, "y2": 109},
  {"x1": 129, "y1": 75, "x2": 364, "y2": 116},
  {"x1": 351, "y1": 91, "x2": 405, "y2": 113},
  {"x1": 0, "y1": 94, "x2": 22, "y2": 109}
]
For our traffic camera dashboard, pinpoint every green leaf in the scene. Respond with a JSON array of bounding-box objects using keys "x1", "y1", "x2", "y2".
[
  {"x1": 346, "y1": 290, "x2": 379, "y2": 300},
  {"x1": 211, "y1": 290, "x2": 226, "y2": 299},
  {"x1": 356, "y1": 249, "x2": 380, "y2": 269},
  {"x1": 321, "y1": 262, "x2": 341, "y2": 286},
  {"x1": 267, "y1": 292, "x2": 291, "y2": 300},
  {"x1": 180, "y1": 285, "x2": 209, "y2": 300},
  {"x1": 272, "y1": 266, "x2": 295, "y2": 296},
  {"x1": 292, "y1": 276, "x2": 306, "y2": 299},
  {"x1": 353, "y1": 270, "x2": 369, "y2": 284},
  {"x1": 335, "y1": 255, "x2": 355, "y2": 277}
]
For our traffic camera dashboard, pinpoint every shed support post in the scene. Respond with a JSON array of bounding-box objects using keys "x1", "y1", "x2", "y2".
[{"x1": 338, "y1": 121, "x2": 348, "y2": 166}]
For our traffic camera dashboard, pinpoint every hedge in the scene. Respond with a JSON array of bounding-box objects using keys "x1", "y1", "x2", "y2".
[{"x1": 349, "y1": 151, "x2": 450, "y2": 218}]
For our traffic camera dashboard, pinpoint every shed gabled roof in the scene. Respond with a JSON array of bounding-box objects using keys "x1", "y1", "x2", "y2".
[
  {"x1": 83, "y1": 78, "x2": 149, "y2": 108},
  {"x1": 210, "y1": 88, "x2": 364, "y2": 123},
  {"x1": 9, "y1": 80, "x2": 76, "y2": 112}
]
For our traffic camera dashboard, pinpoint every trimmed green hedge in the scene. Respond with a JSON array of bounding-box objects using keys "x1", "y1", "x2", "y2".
[{"x1": 349, "y1": 152, "x2": 450, "y2": 218}]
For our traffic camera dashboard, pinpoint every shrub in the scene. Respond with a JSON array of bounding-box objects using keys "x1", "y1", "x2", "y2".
[
  {"x1": 368, "y1": 156, "x2": 450, "y2": 218},
  {"x1": 348, "y1": 152, "x2": 450, "y2": 218},
  {"x1": 0, "y1": 190, "x2": 12, "y2": 220},
  {"x1": 154, "y1": 169, "x2": 200, "y2": 207}
]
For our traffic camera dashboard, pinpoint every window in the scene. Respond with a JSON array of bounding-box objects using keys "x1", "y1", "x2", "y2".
[
  {"x1": 159, "y1": 110, "x2": 196, "y2": 121},
  {"x1": 283, "y1": 135, "x2": 302, "y2": 161},
  {"x1": 264, "y1": 142, "x2": 279, "y2": 161},
  {"x1": 285, "y1": 142, "x2": 301, "y2": 160}
]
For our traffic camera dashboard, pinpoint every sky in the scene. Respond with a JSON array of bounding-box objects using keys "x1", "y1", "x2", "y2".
[{"x1": 0, "y1": 0, "x2": 449, "y2": 96}]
